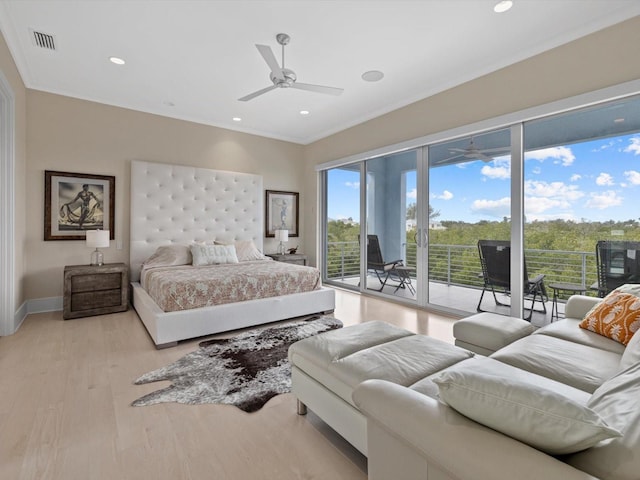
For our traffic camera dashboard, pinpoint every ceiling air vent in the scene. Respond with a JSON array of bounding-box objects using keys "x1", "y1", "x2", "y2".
[{"x1": 31, "y1": 30, "x2": 56, "y2": 50}]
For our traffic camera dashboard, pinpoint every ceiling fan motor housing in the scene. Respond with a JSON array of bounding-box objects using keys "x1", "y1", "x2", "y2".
[{"x1": 271, "y1": 68, "x2": 296, "y2": 88}]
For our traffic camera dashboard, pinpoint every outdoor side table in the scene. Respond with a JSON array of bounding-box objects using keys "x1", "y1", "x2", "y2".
[{"x1": 549, "y1": 282, "x2": 587, "y2": 322}]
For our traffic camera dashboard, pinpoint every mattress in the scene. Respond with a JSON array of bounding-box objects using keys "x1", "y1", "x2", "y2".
[{"x1": 141, "y1": 260, "x2": 321, "y2": 312}]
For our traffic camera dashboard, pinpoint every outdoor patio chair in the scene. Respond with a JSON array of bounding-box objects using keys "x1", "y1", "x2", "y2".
[
  {"x1": 594, "y1": 240, "x2": 640, "y2": 297},
  {"x1": 477, "y1": 239, "x2": 547, "y2": 321},
  {"x1": 365, "y1": 234, "x2": 404, "y2": 292}
]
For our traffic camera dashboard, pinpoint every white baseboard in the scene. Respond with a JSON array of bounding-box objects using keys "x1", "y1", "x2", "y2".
[{"x1": 8, "y1": 296, "x2": 63, "y2": 336}]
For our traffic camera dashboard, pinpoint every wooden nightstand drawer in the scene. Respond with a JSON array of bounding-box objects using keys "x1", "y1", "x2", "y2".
[
  {"x1": 63, "y1": 263, "x2": 129, "y2": 319},
  {"x1": 265, "y1": 253, "x2": 308, "y2": 266},
  {"x1": 71, "y1": 289, "x2": 122, "y2": 311},
  {"x1": 71, "y1": 272, "x2": 122, "y2": 292}
]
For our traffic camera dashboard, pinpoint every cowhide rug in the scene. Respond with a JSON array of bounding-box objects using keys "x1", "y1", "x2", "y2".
[{"x1": 131, "y1": 315, "x2": 342, "y2": 412}]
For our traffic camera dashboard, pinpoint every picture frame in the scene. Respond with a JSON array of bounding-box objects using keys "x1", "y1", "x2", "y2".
[
  {"x1": 265, "y1": 190, "x2": 299, "y2": 237},
  {"x1": 44, "y1": 170, "x2": 115, "y2": 241}
]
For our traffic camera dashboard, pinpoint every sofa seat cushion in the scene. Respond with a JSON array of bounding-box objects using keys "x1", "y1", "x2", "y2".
[
  {"x1": 491, "y1": 335, "x2": 621, "y2": 393},
  {"x1": 534, "y1": 318, "x2": 626, "y2": 354},
  {"x1": 289, "y1": 321, "x2": 473, "y2": 407},
  {"x1": 567, "y1": 361, "x2": 640, "y2": 480},
  {"x1": 453, "y1": 312, "x2": 535, "y2": 355}
]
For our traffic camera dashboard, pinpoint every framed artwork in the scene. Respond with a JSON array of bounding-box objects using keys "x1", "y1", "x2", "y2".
[
  {"x1": 44, "y1": 170, "x2": 115, "y2": 241},
  {"x1": 265, "y1": 190, "x2": 299, "y2": 237}
]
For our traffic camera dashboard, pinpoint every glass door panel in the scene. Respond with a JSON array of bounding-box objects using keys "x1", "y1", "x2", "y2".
[
  {"x1": 323, "y1": 166, "x2": 361, "y2": 290},
  {"x1": 524, "y1": 95, "x2": 640, "y2": 318},
  {"x1": 364, "y1": 150, "x2": 418, "y2": 299},
  {"x1": 427, "y1": 129, "x2": 512, "y2": 314}
]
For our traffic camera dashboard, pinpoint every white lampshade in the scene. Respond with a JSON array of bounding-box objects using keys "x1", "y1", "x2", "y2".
[
  {"x1": 86, "y1": 230, "x2": 110, "y2": 248},
  {"x1": 275, "y1": 229, "x2": 289, "y2": 242}
]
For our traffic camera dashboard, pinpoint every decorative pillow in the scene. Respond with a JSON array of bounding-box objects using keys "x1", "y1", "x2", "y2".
[
  {"x1": 216, "y1": 239, "x2": 266, "y2": 262},
  {"x1": 580, "y1": 289, "x2": 640, "y2": 345},
  {"x1": 191, "y1": 244, "x2": 239, "y2": 266},
  {"x1": 567, "y1": 361, "x2": 640, "y2": 479},
  {"x1": 432, "y1": 369, "x2": 621, "y2": 455},
  {"x1": 142, "y1": 244, "x2": 192, "y2": 268}
]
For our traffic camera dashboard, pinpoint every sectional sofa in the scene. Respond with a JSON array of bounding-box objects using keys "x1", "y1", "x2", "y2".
[{"x1": 289, "y1": 293, "x2": 640, "y2": 480}]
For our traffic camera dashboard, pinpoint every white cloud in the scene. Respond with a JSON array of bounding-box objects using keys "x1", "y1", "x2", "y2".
[
  {"x1": 531, "y1": 166, "x2": 541, "y2": 175},
  {"x1": 570, "y1": 174, "x2": 582, "y2": 182},
  {"x1": 407, "y1": 188, "x2": 417, "y2": 200},
  {"x1": 525, "y1": 146, "x2": 575, "y2": 166},
  {"x1": 596, "y1": 173, "x2": 614, "y2": 186},
  {"x1": 592, "y1": 140, "x2": 617, "y2": 152},
  {"x1": 585, "y1": 190, "x2": 623, "y2": 210},
  {"x1": 624, "y1": 170, "x2": 640, "y2": 185},
  {"x1": 471, "y1": 197, "x2": 510, "y2": 218},
  {"x1": 434, "y1": 190, "x2": 453, "y2": 200},
  {"x1": 524, "y1": 180, "x2": 584, "y2": 202},
  {"x1": 344, "y1": 181, "x2": 360, "y2": 189},
  {"x1": 524, "y1": 196, "x2": 571, "y2": 214},
  {"x1": 480, "y1": 158, "x2": 511, "y2": 180},
  {"x1": 624, "y1": 137, "x2": 640, "y2": 156}
]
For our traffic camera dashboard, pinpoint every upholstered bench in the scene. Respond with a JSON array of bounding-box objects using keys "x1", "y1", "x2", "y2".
[
  {"x1": 288, "y1": 321, "x2": 474, "y2": 454},
  {"x1": 453, "y1": 312, "x2": 535, "y2": 356}
]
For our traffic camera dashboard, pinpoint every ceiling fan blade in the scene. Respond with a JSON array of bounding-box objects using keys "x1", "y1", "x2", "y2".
[
  {"x1": 256, "y1": 44, "x2": 284, "y2": 81},
  {"x1": 291, "y1": 82, "x2": 344, "y2": 96},
  {"x1": 238, "y1": 85, "x2": 278, "y2": 102},
  {"x1": 433, "y1": 154, "x2": 465, "y2": 165}
]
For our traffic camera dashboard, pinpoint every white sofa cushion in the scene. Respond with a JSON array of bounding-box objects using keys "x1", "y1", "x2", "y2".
[
  {"x1": 491, "y1": 334, "x2": 621, "y2": 393},
  {"x1": 567, "y1": 361, "x2": 640, "y2": 480},
  {"x1": 534, "y1": 318, "x2": 626, "y2": 354},
  {"x1": 620, "y1": 330, "x2": 640, "y2": 370},
  {"x1": 433, "y1": 369, "x2": 621, "y2": 455}
]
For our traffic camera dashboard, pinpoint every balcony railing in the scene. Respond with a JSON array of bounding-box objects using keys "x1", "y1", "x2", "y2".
[{"x1": 326, "y1": 241, "x2": 599, "y2": 292}]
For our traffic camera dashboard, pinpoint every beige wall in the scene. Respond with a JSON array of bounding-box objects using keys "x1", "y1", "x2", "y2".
[
  {"x1": 0, "y1": 30, "x2": 27, "y2": 310},
  {"x1": 26, "y1": 92, "x2": 304, "y2": 299},
  {"x1": 302, "y1": 16, "x2": 640, "y2": 265}
]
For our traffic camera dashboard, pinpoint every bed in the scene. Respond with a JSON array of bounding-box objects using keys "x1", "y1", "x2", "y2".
[{"x1": 129, "y1": 160, "x2": 335, "y2": 348}]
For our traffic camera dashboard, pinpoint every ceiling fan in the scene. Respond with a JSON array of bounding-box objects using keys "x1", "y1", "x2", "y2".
[
  {"x1": 438, "y1": 137, "x2": 510, "y2": 164},
  {"x1": 238, "y1": 33, "x2": 344, "y2": 102}
]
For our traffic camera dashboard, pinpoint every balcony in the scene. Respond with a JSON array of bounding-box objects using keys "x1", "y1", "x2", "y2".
[{"x1": 326, "y1": 241, "x2": 599, "y2": 325}]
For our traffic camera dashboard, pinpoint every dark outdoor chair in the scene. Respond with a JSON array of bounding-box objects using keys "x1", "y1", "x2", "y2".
[
  {"x1": 594, "y1": 240, "x2": 640, "y2": 297},
  {"x1": 365, "y1": 234, "x2": 404, "y2": 292},
  {"x1": 477, "y1": 239, "x2": 547, "y2": 321}
]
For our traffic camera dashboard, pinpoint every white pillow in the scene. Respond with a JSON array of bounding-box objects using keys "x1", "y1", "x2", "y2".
[
  {"x1": 567, "y1": 362, "x2": 640, "y2": 480},
  {"x1": 191, "y1": 244, "x2": 239, "y2": 266},
  {"x1": 216, "y1": 239, "x2": 266, "y2": 262},
  {"x1": 432, "y1": 369, "x2": 621, "y2": 455},
  {"x1": 143, "y1": 244, "x2": 192, "y2": 268}
]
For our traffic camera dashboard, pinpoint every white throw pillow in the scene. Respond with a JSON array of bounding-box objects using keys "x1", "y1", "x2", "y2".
[
  {"x1": 221, "y1": 240, "x2": 266, "y2": 262},
  {"x1": 143, "y1": 244, "x2": 192, "y2": 268},
  {"x1": 432, "y1": 369, "x2": 621, "y2": 455},
  {"x1": 567, "y1": 362, "x2": 640, "y2": 480},
  {"x1": 191, "y1": 244, "x2": 239, "y2": 266}
]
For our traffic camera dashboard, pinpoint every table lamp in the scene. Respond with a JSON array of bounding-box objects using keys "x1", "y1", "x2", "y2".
[
  {"x1": 86, "y1": 229, "x2": 110, "y2": 266},
  {"x1": 275, "y1": 229, "x2": 288, "y2": 255}
]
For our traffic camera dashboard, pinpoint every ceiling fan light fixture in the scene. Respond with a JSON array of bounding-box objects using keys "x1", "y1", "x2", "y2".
[
  {"x1": 300, "y1": 110, "x2": 310, "y2": 115},
  {"x1": 109, "y1": 56, "x2": 125, "y2": 65},
  {"x1": 232, "y1": 117, "x2": 242, "y2": 122},
  {"x1": 494, "y1": 1, "x2": 513, "y2": 13},
  {"x1": 362, "y1": 70, "x2": 384, "y2": 82}
]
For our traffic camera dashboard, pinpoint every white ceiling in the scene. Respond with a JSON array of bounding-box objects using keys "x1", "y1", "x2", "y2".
[{"x1": 1, "y1": 1, "x2": 639, "y2": 145}]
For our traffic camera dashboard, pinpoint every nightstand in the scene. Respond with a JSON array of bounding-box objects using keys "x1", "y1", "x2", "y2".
[
  {"x1": 265, "y1": 253, "x2": 308, "y2": 266},
  {"x1": 63, "y1": 263, "x2": 129, "y2": 319}
]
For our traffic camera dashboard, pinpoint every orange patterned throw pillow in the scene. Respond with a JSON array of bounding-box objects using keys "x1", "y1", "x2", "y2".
[{"x1": 580, "y1": 290, "x2": 640, "y2": 345}]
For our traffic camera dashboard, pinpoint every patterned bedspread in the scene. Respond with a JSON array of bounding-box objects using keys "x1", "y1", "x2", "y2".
[{"x1": 141, "y1": 260, "x2": 321, "y2": 312}]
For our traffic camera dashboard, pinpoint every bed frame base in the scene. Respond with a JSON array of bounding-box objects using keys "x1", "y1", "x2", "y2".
[{"x1": 131, "y1": 282, "x2": 336, "y2": 347}]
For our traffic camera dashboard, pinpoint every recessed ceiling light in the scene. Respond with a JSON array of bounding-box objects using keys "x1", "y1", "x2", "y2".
[
  {"x1": 494, "y1": 1, "x2": 513, "y2": 13},
  {"x1": 362, "y1": 70, "x2": 384, "y2": 82},
  {"x1": 614, "y1": 118, "x2": 625, "y2": 123},
  {"x1": 232, "y1": 117, "x2": 242, "y2": 122},
  {"x1": 109, "y1": 56, "x2": 125, "y2": 65},
  {"x1": 300, "y1": 110, "x2": 310, "y2": 115}
]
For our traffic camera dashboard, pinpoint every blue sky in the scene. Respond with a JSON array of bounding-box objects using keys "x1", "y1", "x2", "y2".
[{"x1": 328, "y1": 133, "x2": 640, "y2": 223}]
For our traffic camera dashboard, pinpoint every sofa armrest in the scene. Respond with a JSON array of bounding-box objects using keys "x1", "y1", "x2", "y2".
[
  {"x1": 565, "y1": 295, "x2": 601, "y2": 319},
  {"x1": 353, "y1": 380, "x2": 599, "y2": 480}
]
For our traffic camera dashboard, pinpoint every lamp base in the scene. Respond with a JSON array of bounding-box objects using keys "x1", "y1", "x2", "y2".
[
  {"x1": 278, "y1": 242, "x2": 287, "y2": 255},
  {"x1": 90, "y1": 249, "x2": 104, "y2": 266}
]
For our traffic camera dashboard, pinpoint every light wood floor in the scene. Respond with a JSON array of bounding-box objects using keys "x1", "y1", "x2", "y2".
[{"x1": 0, "y1": 289, "x2": 457, "y2": 480}]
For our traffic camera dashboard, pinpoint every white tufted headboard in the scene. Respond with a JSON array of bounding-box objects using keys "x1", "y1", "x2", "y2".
[{"x1": 130, "y1": 160, "x2": 263, "y2": 281}]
